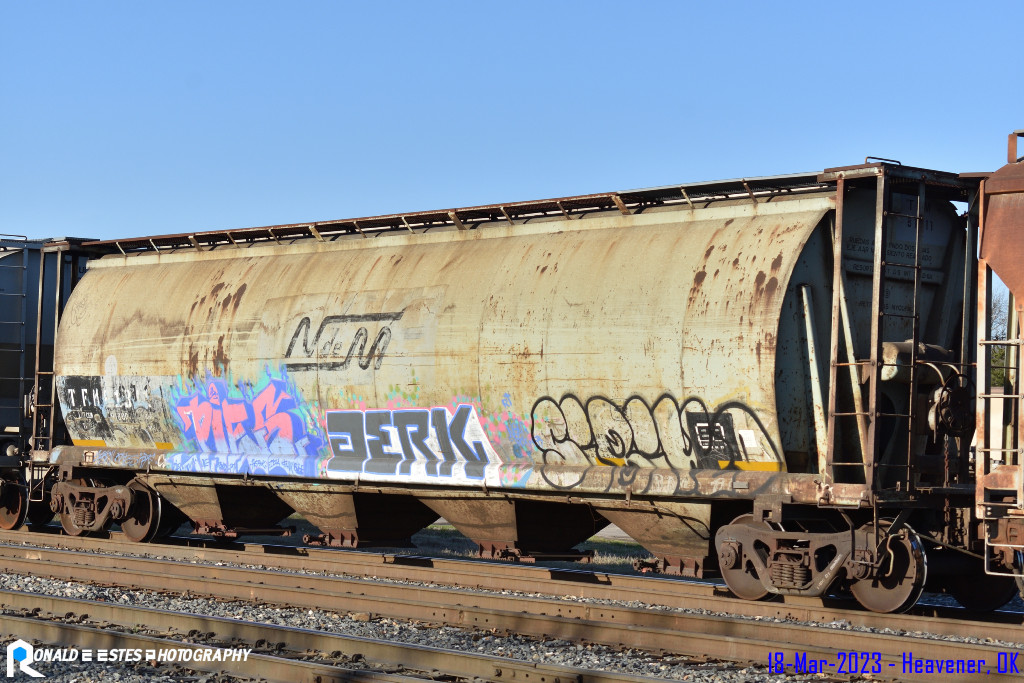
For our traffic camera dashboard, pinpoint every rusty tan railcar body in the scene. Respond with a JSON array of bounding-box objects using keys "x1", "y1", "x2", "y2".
[
  {"x1": 58, "y1": 198, "x2": 830, "y2": 462},
  {"x1": 45, "y1": 166, "x2": 974, "y2": 576}
]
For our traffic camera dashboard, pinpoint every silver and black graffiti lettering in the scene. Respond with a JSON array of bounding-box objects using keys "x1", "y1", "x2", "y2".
[
  {"x1": 325, "y1": 405, "x2": 494, "y2": 480},
  {"x1": 284, "y1": 311, "x2": 403, "y2": 371},
  {"x1": 58, "y1": 375, "x2": 166, "y2": 447},
  {"x1": 531, "y1": 393, "x2": 780, "y2": 475}
]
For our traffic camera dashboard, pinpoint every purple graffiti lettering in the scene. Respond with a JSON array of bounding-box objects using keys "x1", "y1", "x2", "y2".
[{"x1": 174, "y1": 373, "x2": 323, "y2": 456}]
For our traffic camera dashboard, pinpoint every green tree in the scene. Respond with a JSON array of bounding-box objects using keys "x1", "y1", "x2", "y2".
[{"x1": 991, "y1": 287, "x2": 1010, "y2": 388}]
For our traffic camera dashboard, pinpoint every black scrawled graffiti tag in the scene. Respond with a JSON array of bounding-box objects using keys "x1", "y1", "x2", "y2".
[
  {"x1": 530, "y1": 394, "x2": 780, "y2": 489},
  {"x1": 284, "y1": 312, "x2": 403, "y2": 371},
  {"x1": 58, "y1": 375, "x2": 163, "y2": 447}
]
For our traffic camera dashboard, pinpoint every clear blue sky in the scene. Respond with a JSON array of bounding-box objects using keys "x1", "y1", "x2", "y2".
[{"x1": 2, "y1": 2, "x2": 1021, "y2": 241}]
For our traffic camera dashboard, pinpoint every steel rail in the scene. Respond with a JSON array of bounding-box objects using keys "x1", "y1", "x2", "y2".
[
  {"x1": 0, "y1": 612, "x2": 419, "y2": 682},
  {"x1": 0, "y1": 588, "x2": 652, "y2": 683},
  {"x1": 1, "y1": 529, "x2": 1022, "y2": 645},
  {"x1": 0, "y1": 543, "x2": 1019, "y2": 681}
]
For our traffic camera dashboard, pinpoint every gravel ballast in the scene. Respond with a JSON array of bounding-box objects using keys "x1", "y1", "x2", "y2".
[{"x1": 0, "y1": 572, "x2": 864, "y2": 682}]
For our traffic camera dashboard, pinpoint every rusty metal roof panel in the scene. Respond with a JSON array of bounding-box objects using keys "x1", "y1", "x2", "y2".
[{"x1": 81, "y1": 172, "x2": 833, "y2": 256}]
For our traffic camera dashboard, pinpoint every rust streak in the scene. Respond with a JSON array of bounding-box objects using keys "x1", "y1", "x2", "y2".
[
  {"x1": 232, "y1": 284, "x2": 246, "y2": 314},
  {"x1": 213, "y1": 335, "x2": 229, "y2": 376}
]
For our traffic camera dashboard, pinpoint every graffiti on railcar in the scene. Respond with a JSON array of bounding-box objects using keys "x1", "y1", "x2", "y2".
[
  {"x1": 75, "y1": 448, "x2": 323, "y2": 478},
  {"x1": 58, "y1": 374, "x2": 172, "y2": 448},
  {"x1": 492, "y1": 392, "x2": 533, "y2": 459},
  {"x1": 60, "y1": 375, "x2": 113, "y2": 441},
  {"x1": 429, "y1": 393, "x2": 533, "y2": 462},
  {"x1": 172, "y1": 367, "x2": 325, "y2": 457},
  {"x1": 377, "y1": 383, "x2": 533, "y2": 486},
  {"x1": 81, "y1": 446, "x2": 324, "y2": 478},
  {"x1": 162, "y1": 450, "x2": 322, "y2": 477},
  {"x1": 324, "y1": 404, "x2": 500, "y2": 481},
  {"x1": 284, "y1": 311, "x2": 403, "y2": 371},
  {"x1": 530, "y1": 393, "x2": 781, "y2": 475},
  {"x1": 534, "y1": 457, "x2": 788, "y2": 497},
  {"x1": 91, "y1": 449, "x2": 167, "y2": 470},
  {"x1": 340, "y1": 378, "x2": 535, "y2": 466}
]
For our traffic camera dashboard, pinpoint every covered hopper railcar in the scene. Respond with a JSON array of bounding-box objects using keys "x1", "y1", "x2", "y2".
[{"x1": 0, "y1": 152, "x2": 1018, "y2": 614}]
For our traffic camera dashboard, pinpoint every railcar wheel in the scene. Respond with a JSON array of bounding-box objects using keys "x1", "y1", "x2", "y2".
[
  {"x1": 1012, "y1": 552, "x2": 1024, "y2": 602},
  {"x1": 718, "y1": 513, "x2": 769, "y2": 601},
  {"x1": 850, "y1": 522, "x2": 927, "y2": 613},
  {"x1": 154, "y1": 505, "x2": 186, "y2": 539},
  {"x1": 26, "y1": 503, "x2": 54, "y2": 528},
  {"x1": 120, "y1": 480, "x2": 161, "y2": 543},
  {"x1": 0, "y1": 476, "x2": 27, "y2": 530},
  {"x1": 948, "y1": 574, "x2": 1017, "y2": 612},
  {"x1": 59, "y1": 511, "x2": 89, "y2": 536},
  {"x1": 27, "y1": 472, "x2": 56, "y2": 528}
]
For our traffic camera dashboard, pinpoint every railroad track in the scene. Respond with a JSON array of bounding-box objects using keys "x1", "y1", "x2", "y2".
[
  {"x1": 1, "y1": 530, "x2": 1023, "y2": 681},
  {"x1": 0, "y1": 586, "x2": 656, "y2": 683},
  {"x1": 3, "y1": 528, "x2": 1023, "y2": 640}
]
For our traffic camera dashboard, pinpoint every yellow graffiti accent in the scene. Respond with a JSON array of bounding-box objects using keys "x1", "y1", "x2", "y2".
[
  {"x1": 73, "y1": 439, "x2": 107, "y2": 447},
  {"x1": 155, "y1": 442, "x2": 174, "y2": 450},
  {"x1": 718, "y1": 460, "x2": 782, "y2": 471}
]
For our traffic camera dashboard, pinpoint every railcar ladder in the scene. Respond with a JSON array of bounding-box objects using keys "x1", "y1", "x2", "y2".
[
  {"x1": 25, "y1": 241, "x2": 93, "y2": 506},
  {"x1": 876, "y1": 177, "x2": 927, "y2": 493},
  {"x1": 977, "y1": 277, "x2": 1024, "y2": 575},
  {"x1": 27, "y1": 241, "x2": 91, "y2": 464},
  {"x1": 30, "y1": 246, "x2": 64, "y2": 455},
  {"x1": 977, "y1": 330, "x2": 1019, "y2": 472},
  {"x1": 826, "y1": 171, "x2": 937, "y2": 493},
  {"x1": 0, "y1": 236, "x2": 30, "y2": 447}
]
